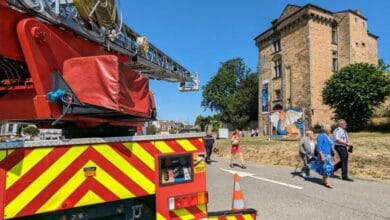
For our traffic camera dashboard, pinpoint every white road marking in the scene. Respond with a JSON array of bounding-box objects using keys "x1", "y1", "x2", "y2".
[
  {"x1": 250, "y1": 176, "x2": 303, "y2": 190},
  {"x1": 220, "y1": 168, "x2": 256, "y2": 177},
  {"x1": 220, "y1": 168, "x2": 303, "y2": 190}
]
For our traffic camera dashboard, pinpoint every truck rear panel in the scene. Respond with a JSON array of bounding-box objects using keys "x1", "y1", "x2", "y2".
[{"x1": 0, "y1": 133, "x2": 208, "y2": 219}]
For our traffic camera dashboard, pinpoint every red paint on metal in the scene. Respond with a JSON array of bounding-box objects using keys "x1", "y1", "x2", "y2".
[{"x1": 0, "y1": 10, "x2": 155, "y2": 128}]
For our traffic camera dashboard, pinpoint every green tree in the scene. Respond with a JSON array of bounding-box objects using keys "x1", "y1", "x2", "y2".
[
  {"x1": 22, "y1": 126, "x2": 39, "y2": 137},
  {"x1": 233, "y1": 73, "x2": 258, "y2": 125},
  {"x1": 194, "y1": 115, "x2": 211, "y2": 131},
  {"x1": 201, "y1": 58, "x2": 250, "y2": 115},
  {"x1": 146, "y1": 123, "x2": 156, "y2": 135},
  {"x1": 322, "y1": 63, "x2": 390, "y2": 131},
  {"x1": 201, "y1": 58, "x2": 256, "y2": 128}
]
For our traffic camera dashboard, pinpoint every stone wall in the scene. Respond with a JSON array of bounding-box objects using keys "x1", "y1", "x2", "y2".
[
  {"x1": 349, "y1": 13, "x2": 378, "y2": 65},
  {"x1": 308, "y1": 18, "x2": 334, "y2": 126},
  {"x1": 281, "y1": 22, "x2": 310, "y2": 112}
]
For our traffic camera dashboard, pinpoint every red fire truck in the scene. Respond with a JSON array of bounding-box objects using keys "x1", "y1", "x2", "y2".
[{"x1": 0, "y1": 0, "x2": 256, "y2": 219}]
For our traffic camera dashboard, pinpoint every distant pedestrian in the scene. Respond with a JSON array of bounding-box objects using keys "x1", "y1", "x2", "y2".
[
  {"x1": 333, "y1": 119, "x2": 354, "y2": 181},
  {"x1": 204, "y1": 131, "x2": 215, "y2": 164},
  {"x1": 299, "y1": 130, "x2": 316, "y2": 178},
  {"x1": 229, "y1": 129, "x2": 246, "y2": 169},
  {"x1": 251, "y1": 129, "x2": 255, "y2": 137},
  {"x1": 309, "y1": 124, "x2": 334, "y2": 188},
  {"x1": 255, "y1": 128, "x2": 259, "y2": 137}
]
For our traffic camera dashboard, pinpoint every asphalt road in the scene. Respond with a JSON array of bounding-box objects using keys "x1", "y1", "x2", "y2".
[{"x1": 206, "y1": 156, "x2": 390, "y2": 220}]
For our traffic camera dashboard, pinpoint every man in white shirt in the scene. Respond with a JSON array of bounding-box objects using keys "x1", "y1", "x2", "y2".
[{"x1": 333, "y1": 119, "x2": 354, "y2": 181}]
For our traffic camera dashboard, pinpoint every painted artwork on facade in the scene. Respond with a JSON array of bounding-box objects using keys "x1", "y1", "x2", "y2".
[
  {"x1": 268, "y1": 107, "x2": 305, "y2": 140},
  {"x1": 261, "y1": 83, "x2": 268, "y2": 112}
]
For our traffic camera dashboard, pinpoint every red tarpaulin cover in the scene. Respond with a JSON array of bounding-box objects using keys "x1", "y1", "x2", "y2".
[{"x1": 63, "y1": 55, "x2": 153, "y2": 118}]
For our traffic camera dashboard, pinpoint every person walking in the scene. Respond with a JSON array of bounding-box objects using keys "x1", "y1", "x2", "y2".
[
  {"x1": 309, "y1": 125, "x2": 334, "y2": 188},
  {"x1": 204, "y1": 131, "x2": 215, "y2": 164},
  {"x1": 333, "y1": 119, "x2": 354, "y2": 181},
  {"x1": 229, "y1": 129, "x2": 246, "y2": 169},
  {"x1": 299, "y1": 130, "x2": 316, "y2": 178}
]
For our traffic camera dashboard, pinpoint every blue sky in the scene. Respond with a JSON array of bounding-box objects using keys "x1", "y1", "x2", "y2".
[{"x1": 122, "y1": 0, "x2": 390, "y2": 124}]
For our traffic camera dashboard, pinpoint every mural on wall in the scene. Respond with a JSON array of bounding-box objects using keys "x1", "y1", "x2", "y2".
[
  {"x1": 261, "y1": 83, "x2": 268, "y2": 112},
  {"x1": 268, "y1": 107, "x2": 305, "y2": 139}
]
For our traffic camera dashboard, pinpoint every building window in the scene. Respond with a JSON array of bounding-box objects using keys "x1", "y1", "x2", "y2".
[
  {"x1": 272, "y1": 58, "x2": 282, "y2": 78},
  {"x1": 332, "y1": 51, "x2": 338, "y2": 71},
  {"x1": 272, "y1": 37, "x2": 281, "y2": 53},
  {"x1": 331, "y1": 26, "x2": 337, "y2": 44},
  {"x1": 8, "y1": 124, "x2": 14, "y2": 132},
  {"x1": 274, "y1": 89, "x2": 282, "y2": 100}
]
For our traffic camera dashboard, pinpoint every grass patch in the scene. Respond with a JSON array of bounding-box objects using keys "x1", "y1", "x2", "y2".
[{"x1": 213, "y1": 132, "x2": 390, "y2": 183}]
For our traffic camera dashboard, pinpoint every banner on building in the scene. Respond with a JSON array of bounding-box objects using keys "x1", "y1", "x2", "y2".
[{"x1": 261, "y1": 83, "x2": 268, "y2": 112}]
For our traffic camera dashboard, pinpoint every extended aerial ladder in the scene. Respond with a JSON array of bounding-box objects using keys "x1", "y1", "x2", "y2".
[{"x1": 0, "y1": 0, "x2": 199, "y2": 136}]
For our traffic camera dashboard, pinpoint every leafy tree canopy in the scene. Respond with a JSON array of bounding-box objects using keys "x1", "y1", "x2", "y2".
[
  {"x1": 322, "y1": 63, "x2": 390, "y2": 131},
  {"x1": 201, "y1": 58, "x2": 258, "y2": 129}
]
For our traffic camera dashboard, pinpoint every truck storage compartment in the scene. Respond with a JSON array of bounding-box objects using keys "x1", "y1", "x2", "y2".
[{"x1": 63, "y1": 55, "x2": 152, "y2": 118}]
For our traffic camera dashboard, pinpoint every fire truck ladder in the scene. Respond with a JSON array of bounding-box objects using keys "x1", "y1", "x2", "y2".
[{"x1": 6, "y1": 0, "x2": 199, "y2": 91}]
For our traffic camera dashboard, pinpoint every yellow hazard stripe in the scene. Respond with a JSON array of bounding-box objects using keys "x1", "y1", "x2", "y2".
[
  {"x1": 6, "y1": 148, "x2": 53, "y2": 189},
  {"x1": 154, "y1": 141, "x2": 174, "y2": 153},
  {"x1": 74, "y1": 190, "x2": 104, "y2": 207},
  {"x1": 93, "y1": 144, "x2": 155, "y2": 194},
  {"x1": 122, "y1": 142, "x2": 155, "y2": 171},
  {"x1": 5, "y1": 146, "x2": 88, "y2": 218},
  {"x1": 173, "y1": 208, "x2": 195, "y2": 220},
  {"x1": 176, "y1": 139, "x2": 197, "y2": 152},
  {"x1": 156, "y1": 212, "x2": 167, "y2": 220},
  {"x1": 91, "y1": 161, "x2": 135, "y2": 198},
  {"x1": 198, "y1": 204, "x2": 207, "y2": 214},
  {"x1": 243, "y1": 213, "x2": 255, "y2": 220},
  {"x1": 37, "y1": 160, "x2": 89, "y2": 213},
  {"x1": 0, "y1": 150, "x2": 7, "y2": 162}
]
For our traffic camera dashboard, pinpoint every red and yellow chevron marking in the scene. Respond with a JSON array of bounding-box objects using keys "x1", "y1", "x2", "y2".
[
  {"x1": 1, "y1": 143, "x2": 156, "y2": 219},
  {"x1": 0, "y1": 138, "x2": 204, "y2": 219},
  {"x1": 164, "y1": 204, "x2": 207, "y2": 220}
]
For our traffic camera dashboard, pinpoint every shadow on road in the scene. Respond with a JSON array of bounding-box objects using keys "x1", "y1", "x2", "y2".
[{"x1": 290, "y1": 171, "x2": 324, "y2": 186}]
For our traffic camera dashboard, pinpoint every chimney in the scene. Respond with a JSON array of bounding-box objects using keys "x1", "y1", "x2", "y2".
[{"x1": 354, "y1": 10, "x2": 361, "y2": 15}]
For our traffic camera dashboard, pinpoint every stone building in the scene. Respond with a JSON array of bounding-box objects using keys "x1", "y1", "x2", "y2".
[{"x1": 255, "y1": 4, "x2": 378, "y2": 129}]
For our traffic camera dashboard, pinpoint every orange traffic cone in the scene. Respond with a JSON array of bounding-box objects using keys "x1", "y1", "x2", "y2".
[{"x1": 232, "y1": 173, "x2": 245, "y2": 210}]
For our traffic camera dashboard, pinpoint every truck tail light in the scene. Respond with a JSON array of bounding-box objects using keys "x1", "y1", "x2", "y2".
[{"x1": 168, "y1": 192, "x2": 208, "y2": 211}]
